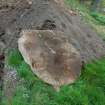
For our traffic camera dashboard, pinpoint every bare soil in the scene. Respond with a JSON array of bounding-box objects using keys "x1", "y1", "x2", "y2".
[{"x1": 0, "y1": 0, "x2": 105, "y2": 62}]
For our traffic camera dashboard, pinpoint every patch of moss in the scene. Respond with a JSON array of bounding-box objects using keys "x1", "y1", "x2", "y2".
[{"x1": 6, "y1": 49, "x2": 23, "y2": 67}]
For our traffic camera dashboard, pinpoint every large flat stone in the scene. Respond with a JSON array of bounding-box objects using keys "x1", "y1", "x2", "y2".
[{"x1": 18, "y1": 30, "x2": 82, "y2": 90}]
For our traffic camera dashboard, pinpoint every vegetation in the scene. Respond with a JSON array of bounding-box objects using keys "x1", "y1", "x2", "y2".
[
  {"x1": 90, "y1": 12, "x2": 105, "y2": 25},
  {"x1": 1, "y1": 0, "x2": 105, "y2": 105},
  {"x1": 1, "y1": 47, "x2": 104, "y2": 105},
  {"x1": 6, "y1": 49, "x2": 23, "y2": 67}
]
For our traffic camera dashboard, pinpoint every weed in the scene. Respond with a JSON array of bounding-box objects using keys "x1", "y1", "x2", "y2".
[
  {"x1": 91, "y1": 12, "x2": 105, "y2": 25},
  {"x1": 3, "y1": 49, "x2": 105, "y2": 105},
  {"x1": 6, "y1": 49, "x2": 23, "y2": 67}
]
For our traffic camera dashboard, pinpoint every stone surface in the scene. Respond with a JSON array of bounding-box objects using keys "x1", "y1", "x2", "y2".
[
  {"x1": 0, "y1": 42, "x2": 5, "y2": 53},
  {"x1": 18, "y1": 30, "x2": 82, "y2": 90}
]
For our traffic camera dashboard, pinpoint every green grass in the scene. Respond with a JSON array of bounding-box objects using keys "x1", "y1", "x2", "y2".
[
  {"x1": 2, "y1": 49, "x2": 105, "y2": 105},
  {"x1": 6, "y1": 49, "x2": 23, "y2": 67},
  {"x1": 90, "y1": 12, "x2": 105, "y2": 25}
]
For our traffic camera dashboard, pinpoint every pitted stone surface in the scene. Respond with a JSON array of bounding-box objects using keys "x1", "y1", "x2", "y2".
[{"x1": 18, "y1": 30, "x2": 82, "y2": 90}]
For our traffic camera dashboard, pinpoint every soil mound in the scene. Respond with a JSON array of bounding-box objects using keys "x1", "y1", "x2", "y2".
[{"x1": 0, "y1": 0, "x2": 105, "y2": 63}]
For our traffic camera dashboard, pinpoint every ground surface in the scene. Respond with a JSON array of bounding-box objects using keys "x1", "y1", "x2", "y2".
[
  {"x1": 0, "y1": 0, "x2": 105, "y2": 105},
  {"x1": 0, "y1": 0, "x2": 105, "y2": 62},
  {"x1": 2, "y1": 47, "x2": 105, "y2": 105}
]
